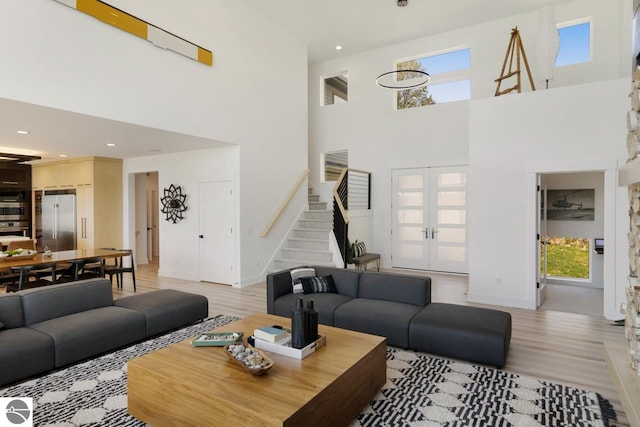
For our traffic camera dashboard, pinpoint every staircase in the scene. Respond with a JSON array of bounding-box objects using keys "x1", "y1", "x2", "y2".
[{"x1": 271, "y1": 189, "x2": 337, "y2": 271}]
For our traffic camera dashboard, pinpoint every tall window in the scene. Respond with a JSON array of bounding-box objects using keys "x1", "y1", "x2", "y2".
[
  {"x1": 396, "y1": 47, "x2": 471, "y2": 110},
  {"x1": 556, "y1": 20, "x2": 591, "y2": 67},
  {"x1": 323, "y1": 73, "x2": 348, "y2": 105}
]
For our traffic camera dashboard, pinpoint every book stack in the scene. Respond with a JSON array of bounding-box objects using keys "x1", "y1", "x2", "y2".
[
  {"x1": 250, "y1": 325, "x2": 325, "y2": 360},
  {"x1": 252, "y1": 326, "x2": 291, "y2": 345}
]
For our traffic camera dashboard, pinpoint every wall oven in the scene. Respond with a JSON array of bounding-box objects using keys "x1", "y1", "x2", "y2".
[{"x1": 0, "y1": 201, "x2": 28, "y2": 221}]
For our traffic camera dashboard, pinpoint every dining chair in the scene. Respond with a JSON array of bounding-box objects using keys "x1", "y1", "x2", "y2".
[
  {"x1": 103, "y1": 249, "x2": 136, "y2": 292},
  {"x1": 6, "y1": 262, "x2": 56, "y2": 292},
  {"x1": 6, "y1": 239, "x2": 36, "y2": 251},
  {"x1": 1, "y1": 240, "x2": 37, "y2": 288},
  {"x1": 57, "y1": 257, "x2": 105, "y2": 283}
]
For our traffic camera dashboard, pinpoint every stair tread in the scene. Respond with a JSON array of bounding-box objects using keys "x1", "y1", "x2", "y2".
[
  {"x1": 287, "y1": 237, "x2": 329, "y2": 242},
  {"x1": 274, "y1": 258, "x2": 336, "y2": 266},
  {"x1": 281, "y1": 247, "x2": 332, "y2": 254}
]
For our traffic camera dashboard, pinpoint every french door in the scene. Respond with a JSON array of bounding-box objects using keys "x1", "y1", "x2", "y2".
[{"x1": 391, "y1": 166, "x2": 468, "y2": 273}]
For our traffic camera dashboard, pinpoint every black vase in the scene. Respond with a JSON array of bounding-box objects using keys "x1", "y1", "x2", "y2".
[
  {"x1": 305, "y1": 299, "x2": 318, "y2": 342},
  {"x1": 291, "y1": 297, "x2": 306, "y2": 349}
]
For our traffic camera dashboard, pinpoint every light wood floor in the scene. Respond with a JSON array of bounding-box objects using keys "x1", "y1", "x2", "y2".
[{"x1": 118, "y1": 261, "x2": 629, "y2": 426}]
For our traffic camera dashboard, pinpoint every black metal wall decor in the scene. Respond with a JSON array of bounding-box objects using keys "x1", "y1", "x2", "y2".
[{"x1": 161, "y1": 184, "x2": 187, "y2": 223}]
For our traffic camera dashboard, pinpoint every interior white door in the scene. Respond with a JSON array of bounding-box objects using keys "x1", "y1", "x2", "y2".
[
  {"x1": 391, "y1": 166, "x2": 468, "y2": 273},
  {"x1": 536, "y1": 176, "x2": 548, "y2": 307},
  {"x1": 146, "y1": 190, "x2": 153, "y2": 262},
  {"x1": 199, "y1": 181, "x2": 235, "y2": 285}
]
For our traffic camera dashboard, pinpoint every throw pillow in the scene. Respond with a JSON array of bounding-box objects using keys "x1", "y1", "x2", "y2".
[
  {"x1": 300, "y1": 275, "x2": 337, "y2": 294},
  {"x1": 353, "y1": 241, "x2": 367, "y2": 257},
  {"x1": 290, "y1": 267, "x2": 316, "y2": 294}
]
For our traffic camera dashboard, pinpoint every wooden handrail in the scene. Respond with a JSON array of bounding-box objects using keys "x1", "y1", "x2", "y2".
[
  {"x1": 332, "y1": 169, "x2": 350, "y2": 225},
  {"x1": 333, "y1": 168, "x2": 373, "y2": 224},
  {"x1": 261, "y1": 169, "x2": 309, "y2": 238}
]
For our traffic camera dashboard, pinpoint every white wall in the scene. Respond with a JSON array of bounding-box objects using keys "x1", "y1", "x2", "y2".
[
  {"x1": 124, "y1": 146, "x2": 240, "y2": 283},
  {"x1": 0, "y1": 0, "x2": 309, "y2": 286},
  {"x1": 308, "y1": 0, "x2": 631, "y2": 317},
  {"x1": 468, "y1": 79, "x2": 628, "y2": 318},
  {"x1": 541, "y1": 172, "x2": 604, "y2": 289}
]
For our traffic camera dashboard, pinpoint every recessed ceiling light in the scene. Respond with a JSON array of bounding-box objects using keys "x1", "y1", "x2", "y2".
[
  {"x1": 59, "y1": 154, "x2": 68, "y2": 158},
  {"x1": 16, "y1": 130, "x2": 29, "y2": 135},
  {"x1": 335, "y1": 45, "x2": 343, "y2": 50},
  {"x1": 106, "y1": 143, "x2": 116, "y2": 147}
]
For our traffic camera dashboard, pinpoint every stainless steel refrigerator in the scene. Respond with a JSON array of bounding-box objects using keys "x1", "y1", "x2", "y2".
[{"x1": 42, "y1": 190, "x2": 76, "y2": 251}]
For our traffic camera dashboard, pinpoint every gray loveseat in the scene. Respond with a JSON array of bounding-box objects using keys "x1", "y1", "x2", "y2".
[
  {"x1": 0, "y1": 278, "x2": 208, "y2": 387},
  {"x1": 267, "y1": 266, "x2": 511, "y2": 368}
]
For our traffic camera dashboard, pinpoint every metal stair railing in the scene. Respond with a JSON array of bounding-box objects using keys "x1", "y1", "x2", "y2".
[{"x1": 332, "y1": 168, "x2": 371, "y2": 267}]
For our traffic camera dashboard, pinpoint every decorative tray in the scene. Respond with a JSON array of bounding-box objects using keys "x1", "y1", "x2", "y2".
[
  {"x1": 191, "y1": 331, "x2": 243, "y2": 347},
  {"x1": 224, "y1": 341, "x2": 273, "y2": 376},
  {"x1": 0, "y1": 252, "x2": 38, "y2": 262}
]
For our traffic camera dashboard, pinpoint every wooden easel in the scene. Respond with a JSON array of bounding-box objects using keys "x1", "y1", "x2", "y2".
[{"x1": 494, "y1": 27, "x2": 536, "y2": 96}]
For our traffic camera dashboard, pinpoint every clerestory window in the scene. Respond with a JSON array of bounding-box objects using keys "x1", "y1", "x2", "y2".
[
  {"x1": 556, "y1": 20, "x2": 591, "y2": 67},
  {"x1": 395, "y1": 47, "x2": 471, "y2": 110}
]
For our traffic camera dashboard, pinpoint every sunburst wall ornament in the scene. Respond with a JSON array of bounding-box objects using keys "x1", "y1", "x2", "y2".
[{"x1": 161, "y1": 184, "x2": 187, "y2": 223}]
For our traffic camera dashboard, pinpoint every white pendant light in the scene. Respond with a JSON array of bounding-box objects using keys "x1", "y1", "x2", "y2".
[{"x1": 535, "y1": 6, "x2": 560, "y2": 89}]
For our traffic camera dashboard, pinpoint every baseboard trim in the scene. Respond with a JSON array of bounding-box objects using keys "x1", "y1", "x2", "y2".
[{"x1": 466, "y1": 292, "x2": 534, "y2": 310}]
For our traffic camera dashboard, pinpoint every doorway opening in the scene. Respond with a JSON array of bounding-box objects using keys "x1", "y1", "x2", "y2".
[
  {"x1": 134, "y1": 172, "x2": 159, "y2": 266},
  {"x1": 536, "y1": 172, "x2": 604, "y2": 316}
]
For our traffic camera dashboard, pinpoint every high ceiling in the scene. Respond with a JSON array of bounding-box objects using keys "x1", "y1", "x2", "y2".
[
  {"x1": 247, "y1": 0, "x2": 573, "y2": 63},
  {"x1": 2, "y1": 0, "x2": 572, "y2": 163}
]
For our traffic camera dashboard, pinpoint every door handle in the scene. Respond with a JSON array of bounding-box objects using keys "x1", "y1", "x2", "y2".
[
  {"x1": 425, "y1": 227, "x2": 429, "y2": 239},
  {"x1": 432, "y1": 229, "x2": 439, "y2": 239}
]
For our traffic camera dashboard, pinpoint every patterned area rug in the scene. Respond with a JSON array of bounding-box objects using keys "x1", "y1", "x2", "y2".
[{"x1": 0, "y1": 315, "x2": 615, "y2": 427}]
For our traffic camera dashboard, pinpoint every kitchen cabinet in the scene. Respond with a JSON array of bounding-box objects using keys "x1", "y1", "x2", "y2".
[
  {"x1": 76, "y1": 186, "x2": 94, "y2": 250},
  {"x1": 32, "y1": 157, "x2": 122, "y2": 249},
  {"x1": 32, "y1": 159, "x2": 92, "y2": 190},
  {"x1": 0, "y1": 164, "x2": 30, "y2": 191}
]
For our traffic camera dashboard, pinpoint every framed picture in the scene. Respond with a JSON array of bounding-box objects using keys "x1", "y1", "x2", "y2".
[{"x1": 544, "y1": 189, "x2": 595, "y2": 221}]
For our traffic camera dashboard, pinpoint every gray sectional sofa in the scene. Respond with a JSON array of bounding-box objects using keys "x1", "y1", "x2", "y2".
[
  {"x1": 267, "y1": 266, "x2": 512, "y2": 368},
  {"x1": 0, "y1": 278, "x2": 208, "y2": 387}
]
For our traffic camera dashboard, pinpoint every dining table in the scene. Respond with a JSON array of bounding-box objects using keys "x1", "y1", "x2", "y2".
[{"x1": 0, "y1": 248, "x2": 129, "y2": 272}]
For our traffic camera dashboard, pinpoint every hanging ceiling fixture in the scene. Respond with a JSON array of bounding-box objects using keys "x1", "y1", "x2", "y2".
[
  {"x1": 375, "y1": 70, "x2": 430, "y2": 89},
  {"x1": 535, "y1": 6, "x2": 560, "y2": 89},
  {"x1": 397, "y1": 0, "x2": 408, "y2": 7}
]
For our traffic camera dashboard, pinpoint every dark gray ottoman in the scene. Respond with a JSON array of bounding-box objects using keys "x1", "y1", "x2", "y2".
[
  {"x1": 115, "y1": 290, "x2": 208, "y2": 337},
  {"x1": 409, "y1": 303, "x2": 511, "y2": 368}
]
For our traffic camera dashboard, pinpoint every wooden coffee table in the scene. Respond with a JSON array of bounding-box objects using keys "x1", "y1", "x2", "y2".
[{"x1": 128, "y1": 313, "x2": 387, "y2": 426}]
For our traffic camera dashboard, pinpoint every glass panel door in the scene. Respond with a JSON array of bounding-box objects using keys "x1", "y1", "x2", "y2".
[
  {"x1": 391, "y1": 166, "x2": 468, "y2": 273},
  {"x1": 429, "y1": 168, "x2": 468, "y2": 273},
  {"x1": 391, "y1": 169, "x2": 429, "y2": 270}
]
